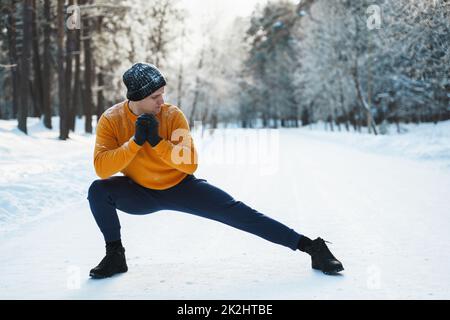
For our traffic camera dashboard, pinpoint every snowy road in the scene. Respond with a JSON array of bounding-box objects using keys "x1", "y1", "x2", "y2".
[{"x1": 0, "y1": 120, "x2": 449, "y2": 299}]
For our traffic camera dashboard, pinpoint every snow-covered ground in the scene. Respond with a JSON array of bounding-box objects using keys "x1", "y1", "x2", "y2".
[{"x1": 0, "y1": 117, "x2": 449, "y2": 299}]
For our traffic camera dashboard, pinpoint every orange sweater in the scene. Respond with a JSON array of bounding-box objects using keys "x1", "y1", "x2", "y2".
[{"x1": 93, "y1": 100, "x2": 198, "y2": 190}]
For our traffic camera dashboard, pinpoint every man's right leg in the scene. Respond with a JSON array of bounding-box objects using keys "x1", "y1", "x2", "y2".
[
  {"x1": 87, "y1": 176, "x2": 163, "y2": 279},
  {"x1": 87, "y1": 176, "x2": 163, "y2": 242}
]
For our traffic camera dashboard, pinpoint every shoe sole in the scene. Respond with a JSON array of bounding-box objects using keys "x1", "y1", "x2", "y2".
[
  {"x1": 89, "y1": 268, "x2": 128, "y2": 279},
  {"x1": 312, "y1": 264, "x2": 344, "y2": 275},
  {"x1": 323, "y1": 267, "x2": 344, "y2": 275}
]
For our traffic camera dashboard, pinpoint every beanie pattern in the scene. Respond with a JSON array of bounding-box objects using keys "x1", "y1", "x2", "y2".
[{"x1": 123, "y1": 63, "x2": 167, "y2": 101}]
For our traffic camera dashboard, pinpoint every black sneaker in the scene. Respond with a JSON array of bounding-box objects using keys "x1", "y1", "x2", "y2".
[
  {"x1": 304, "y1": 238, "x2": 344, "y2": 275},
  {"x1": 89, "y1": 244, "x2": 128, "y2": 279}
]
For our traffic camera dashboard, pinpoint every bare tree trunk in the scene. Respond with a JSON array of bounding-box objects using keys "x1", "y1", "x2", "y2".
[
  {"x1": 83, "y1": 0, "x2": 93, "y2": 134},
  {"x1": 7, "y1": 0, "x2": 19, "y2": 120},
  {"x1": 338, "y1": 78, "x2": 350, "y2": 131},
  {"x1": 70, "y1": 24, "x2": 81, "y2": 131},
  {"x1": 211, "y1": 111, "x2": 218, "y2": 129},
  {"x1": 328, "y1": 114, "x2": 334, "y2": 131},
  {"x1": 335, "y1": 109, "x2": 341, "y2": 131},
  {"x1": 176, "y1": 60, "x2": 184, "y2": 108},
  {"x1": 189, "y1": 48, "x2": 204, "y2": 128},
  {"x1": 176, "y1": 24, "x2": 186, "y2": 108},
  {"x1": 190, "y1": 89, "x2": 200, "y2": 128},
  {"x1": 17, "y1": 0, "x2": 33, "y2": 134},
  {"x1": 31, "y1": 0, "x2": 43, "y2": 118},
  {"x1": 65, "y1": 0, "x2": 75, "y2": 132},
  {"x1": 344, "y1": 112, "x2": 349, "y2": 131},
  {"x1": 201, "y1": 107, "x2": 209, "y2": 126},
  {"x1": 352, "y1": 60, "x2": 378, "y2": 135},
  {"x1": 42, "y1": 0, "x2": 52, "y2": 129},
  {"x1": 352, "y1": 12, "x2": 377, "y2": 136},
  {"x1": 97, "y1": 71, "x2": 105, "y2": 120},
  {"x1": 57, "y1": 0, "x2": 68, "y2": 140},
  {"x1": 96, "y1": 16, "x2": 105, "y2": 121}
]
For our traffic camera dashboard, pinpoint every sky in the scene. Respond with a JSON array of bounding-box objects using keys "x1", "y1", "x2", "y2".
[
  {"x1": 179, "y1": 0, "x2": 271, "y2": 20},
  {"x1": 165, "y1": 0, "x2": 300, "y2": 69},
  {"x1": 177, "y1": 0, "x2": 302, "y2": 36},
  {"x1": 176, "y1": 0, "x2": 295, "y2": 52}
]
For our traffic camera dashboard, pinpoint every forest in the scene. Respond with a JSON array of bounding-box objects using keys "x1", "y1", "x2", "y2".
[{"x1": 0, "y1": 0, "x2": 448, "y2": 138}]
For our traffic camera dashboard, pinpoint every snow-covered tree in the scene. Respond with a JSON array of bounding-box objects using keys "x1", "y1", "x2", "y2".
[
  {"x1": 291, "y1": 0, "x2": 449, "y2": 133},
  {"x1": 244, "y1": 0, "x2": 299, "y2": 128}
]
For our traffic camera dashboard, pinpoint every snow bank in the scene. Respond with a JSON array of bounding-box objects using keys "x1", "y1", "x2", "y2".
[
  {"x1": 297, "y1": 120, "x2": 450, "y2": 169},
  {"x1": 0, "y1": 117, "x2": 97, "y2": 233}
]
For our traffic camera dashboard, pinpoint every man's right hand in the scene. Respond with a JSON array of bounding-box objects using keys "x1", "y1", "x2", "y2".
[{"x1": 133, "y1": 114, "x2": 153, "y2": 146}]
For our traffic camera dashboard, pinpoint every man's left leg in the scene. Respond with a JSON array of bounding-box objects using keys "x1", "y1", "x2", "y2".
[
  {"x1": 160, "y1": 175, "x2": 302, "y2": 251},
  {"x1": 160, "y1": 175, "x2": 344, "y2": 274}
]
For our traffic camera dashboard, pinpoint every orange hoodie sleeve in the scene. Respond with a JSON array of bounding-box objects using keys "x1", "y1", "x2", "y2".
[
  {"x1": 152, "y1": 109, "x2": 198, "y2": 174},
  {"x1": 93, "y1": 114, "x2": 142, "y2": 179}
]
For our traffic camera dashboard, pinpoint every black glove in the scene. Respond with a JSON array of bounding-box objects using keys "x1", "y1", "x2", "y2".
[
  {"x1": 146, "y1": 114, "x2": 163, "y2": 147},
  {"x1": 133, "y1": 114, "x2": 152, "y2": 146}
]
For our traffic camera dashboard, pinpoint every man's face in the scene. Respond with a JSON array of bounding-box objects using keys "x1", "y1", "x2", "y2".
[{"x1": 136, "y1": 86, "x2": 165, "y2": 115}]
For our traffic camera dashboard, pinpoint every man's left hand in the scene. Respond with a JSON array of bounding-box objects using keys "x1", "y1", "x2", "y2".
[{"x1": 147, "y1": 114, "x2": 163, "y2": 147}]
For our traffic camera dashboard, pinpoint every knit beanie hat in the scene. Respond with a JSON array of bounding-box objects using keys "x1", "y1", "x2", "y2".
[{"x1": 123, "y1": 63, "x2": 167, "y2": 101}]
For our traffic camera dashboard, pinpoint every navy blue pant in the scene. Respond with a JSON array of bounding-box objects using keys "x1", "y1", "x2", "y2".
[{"x1": 87, "y1": 174, "x2": 302, "y2": 251}]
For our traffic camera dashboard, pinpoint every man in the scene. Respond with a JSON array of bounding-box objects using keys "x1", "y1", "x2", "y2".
[{"x1": 87, "y1": 63, "x2": 344, "y2": 279}]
